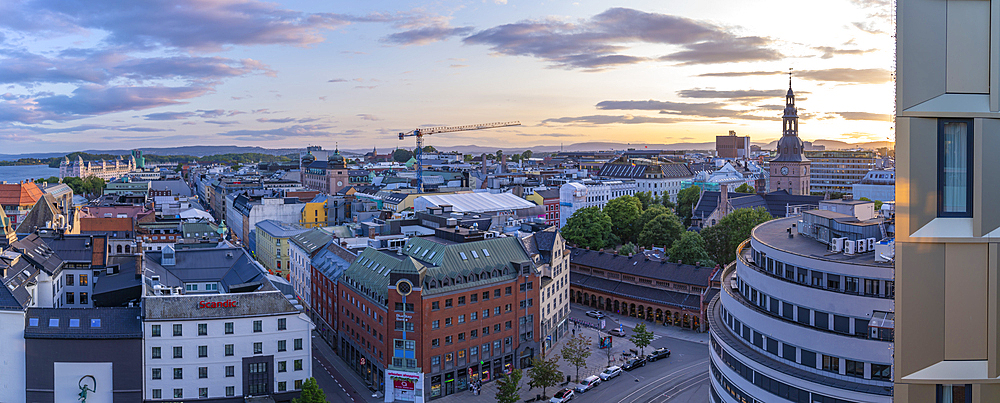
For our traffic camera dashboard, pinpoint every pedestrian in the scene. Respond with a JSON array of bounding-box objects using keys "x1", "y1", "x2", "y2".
[{"x1": 572, "y1": 328, "x2": 575, "y2": 336}]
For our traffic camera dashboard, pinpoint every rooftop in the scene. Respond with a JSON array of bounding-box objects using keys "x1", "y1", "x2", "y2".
[
  {"x1": 569, "y1": 247, "x2": 715, "y2": 286},
  {"x1": 0, "y1": 182, "x2": 43, "y2": 207},
  {"x1": 416, "y1": 192, "x2": 536, "y2": 213},
  {"x1": 255, "y1": 219, "x2": 308, "y2": 238},
  {"x1": 24, "y1": 307, "x2": 143, "y2": 339},
  {"x1": 752, "y1": 217, "x2": 890, "y2": 267}
]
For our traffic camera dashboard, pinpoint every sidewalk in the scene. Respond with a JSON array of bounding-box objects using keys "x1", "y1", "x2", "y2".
[{"x1": 312, "y1": 333, "x2": 384, "y2": 403}]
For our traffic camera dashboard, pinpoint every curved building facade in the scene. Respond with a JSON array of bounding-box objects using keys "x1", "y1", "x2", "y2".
[{"x1": 709, "y1": 201, "x2": 894, "y2": 403}]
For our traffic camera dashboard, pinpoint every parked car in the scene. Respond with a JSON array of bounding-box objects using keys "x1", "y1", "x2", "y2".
[
  {"x1": 550, "y1": 388, "x2": 575, "y2": 403},
  {"x1": 622, "y1": 356, "x2": 647, "y2": 371},
  {"x1": 574, "y1": 375, "x2": 601, "y2": 393},
  {"x1": 608, "y1": 328, "x2": 626, "y2": 337},
  {"x1": 585, "y1": 310, "x2": 605, "y2": 319},
  {"x1": 647, "y1": 347, "x2": 671, "y2": 362},
  {"x1": 599, "y1": 366, "x2": 622, "y2": 381}
]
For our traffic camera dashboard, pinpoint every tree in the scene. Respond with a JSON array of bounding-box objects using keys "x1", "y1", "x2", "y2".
[
  {"x1": 83, "y1": 176, "x2": 105, "y2": 195},
  {"x1": 604, "y1": 195, "x2": 643, "y2": 244},
  {"x1": 422, "y1": 145, "x2": 437, "y2": 153},
  {"x1": 618, "y1": 242, "x2": 636, "y2": 256},
  {"x1": 464, "y1": 154, "x2": 474, "y2": 162},
  {"x1": 561, "y1": 334, "x2": 593, "y2": 382},
  {"x1": 393, "y1": 148, "x2": 413, "y2": 163},
  {"x1": 634, "y1": 191, "x2": 654, "y2": 210},
  {"x1": 701, "y1": 207, "x2": 773, "y2": 266},
  {"x1": 527, "y1": 356, "x2": 562, "y2": 399},
  {"x1": 637, "y1": 211, "x2": 684, "y2": 249},
  {"x1": 668, "y1": 231, "x2": 715, "y2": 266},
  {"x1": 628, "y1": 323, "x2": 655, "y2": 356},
  {"x1": 859, "y1": 197, "x2": 884, "y2": 211},
  {"x1": 510, "y1": 154, "x2": 521, "y2": 163},
  {"x1": 496, "y1": 150, "x2": 504, "y2": 161},
  {"x1": 659, "y1": 194, "x2": 676, "y2": 210},
  {"x1": 676, "y1": 186, "x2": 701, "y2": 226},
  {"x1": 561, "y1": 206, "x2": 612, "y2": 250},
  {"x1": 637, "y1": 204, "x2": 667, "y2": 229},
  {"x1": 34, "y1": 176, "x2": 60, "y2": 185},
  {"x1": 521, "y1": 150, "x2": 533, "y2": 160},
  {"x1": 734, "y1": 183, "x2": 755, "y2": 193},
  {"x1": 495, "y1": 368, "x2": 522, "y2": 403},
  {"x1": 292, "y1": 378, "x2": 327, "y2": 403}
]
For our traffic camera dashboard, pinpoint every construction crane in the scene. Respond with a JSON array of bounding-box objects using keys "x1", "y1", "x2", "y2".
[{"x1": 399, "y1": 121, "x2": 521, "y2": 191}]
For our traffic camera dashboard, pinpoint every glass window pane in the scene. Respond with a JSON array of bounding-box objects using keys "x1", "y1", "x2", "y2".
[{"x1": 941, "y1": 121, "x2": 969, "y2": 214}]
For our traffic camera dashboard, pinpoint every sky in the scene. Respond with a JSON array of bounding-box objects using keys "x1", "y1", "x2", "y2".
[{"x1": 0, "y1": 0, "x2": 894, "y2": 154}]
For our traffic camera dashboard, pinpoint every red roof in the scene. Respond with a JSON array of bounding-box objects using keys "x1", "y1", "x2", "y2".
[
  {"x1": 80, "y1": 217, "x2": 134, "y2": 232},
  {"x1": 0, "y1": 182, "x2": 43, "y2": 207}
]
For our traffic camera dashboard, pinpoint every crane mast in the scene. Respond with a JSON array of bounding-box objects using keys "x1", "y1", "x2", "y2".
[{"x1": 398, "y1": 121, "x2": 520, "y2": 192}]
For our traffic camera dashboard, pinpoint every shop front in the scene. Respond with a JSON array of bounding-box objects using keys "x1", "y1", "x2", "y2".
[{"x1": 385, "y1": 370, "x2": 424, "y2": 403}]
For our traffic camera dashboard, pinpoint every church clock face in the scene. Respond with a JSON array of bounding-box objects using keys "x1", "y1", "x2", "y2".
[{"x1": 780, "y1": 166, "x2": 789, "y2": 175}]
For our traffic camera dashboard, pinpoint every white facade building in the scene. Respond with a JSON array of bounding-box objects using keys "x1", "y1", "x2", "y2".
[
  {"x1": 851, "y1": 169, "x2": 895, "y2": 202},
  {"x1": 708, "y1": 201, "x2": 893, "y2": 403},
  {"x1": 0, "y1": 288, "x2": 25, "y2": 403}
]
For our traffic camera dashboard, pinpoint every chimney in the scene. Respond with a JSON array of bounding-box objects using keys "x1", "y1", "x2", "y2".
[{"x1": 719, "y1": 183, "x2": 729, "y2": 215}]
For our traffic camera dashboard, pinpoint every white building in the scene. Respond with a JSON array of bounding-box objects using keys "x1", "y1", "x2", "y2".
[
  {"x1": 558, "y1": 179, "x2": 640, "y2": 227},
  {"x1": 0, "y1": 287, "x2": 24, "y2": 403},
  {"x1": 142, "y1": 245, "x2": 314, "y2": 401},
  {"x1": 851, "y1": 169, "x2": 895, "y2": 202},
  {"x1": 413, "y1": 192, "x2": 542, "y2": 230},
  {"x1": 709, "y1": 200, "x2": 893, "y2": 403},
  {"x1": 59, "y1": 155, "x2": 137, "y2": 180},
  {"x1": 288, "y1": 229, "x2": 333, "y2": 307},
  {"x1": 597, "y1": 159, "x2": 695, "y2": 202}
]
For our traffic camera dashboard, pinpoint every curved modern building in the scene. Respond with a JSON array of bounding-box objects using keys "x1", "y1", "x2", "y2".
[{"x1": 709, "y1": 199, "x2": 894, "y2": 403}]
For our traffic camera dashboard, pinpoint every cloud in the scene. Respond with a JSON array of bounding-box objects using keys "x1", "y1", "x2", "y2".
[
  {"x1": 9, "y1": 123, "x2": 173, "y2": 134},
  {"x1": 463, "y1": 7, "x2": 781, "y2": 69},
  {"x1": 698, "y1": 68, "x2": 891, "y2": 84},
  {"x1": 256, "y1": 117, "x2": 322, "y2": 123},
  {"x1": 676, "y1": 89, "x2": 791, "y2": 102},
  {"x1": 812, "y1": 46, "x2": 876, "y2": 59},
  {"x1": 385, "y1": 24, "x2": 474, "y2": 46},
  {"x1": 450, "y1": 64, "x2": 469, "y2": 68},
  {"x1": 218, "y1": 124, "x2": 336, "y2": 140},
  {"x1": 831, "y1": 112, "x2": 892, "y2": 121},
  {"x1": 143, "y1": 111, "x2": 196, "y2": 121},
  {"x1": 328, "y1": 78, "x2": 348, "y2": 82},
  {"x1": 0, "y1": 84, "x2": 211, "y2": 124},
  {"x1": 357, "y1": 114, "x2": 381, "y2": 121},
  {"x1": 204, "y1": 120, "x2": 238, "y2": 125},
  {"x1": 541, "y1": 114, "x2": 685, "y2": 125}
]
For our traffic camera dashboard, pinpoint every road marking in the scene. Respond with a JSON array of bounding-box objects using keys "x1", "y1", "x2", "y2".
[
  {"x1": 650, "y1": 373, "x2": 709, "y2": 402},
  {"x1": 615, "y1": 359, "x2": 709, "y2": 403}
]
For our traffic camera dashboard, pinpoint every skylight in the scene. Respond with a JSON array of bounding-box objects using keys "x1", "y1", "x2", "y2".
[
  {"x1": 69, "y1": 319, "x2": 80, "y2": 327},
  {"x1": 482, "y1": 249, "x2": 490, "y2": 257},
  {"x1": 91, "y1": 319, "x2": 101, "y2": 327},
  {"x1": 422, "y1": 249, "x2": 429, "y2": 257},
  {"x1": 471, "y1": 250, "x2": 479, "y2": 259},
  {"x1": 28, "y1": 318, "x2": 38, "y2": 326},
  {"x1": 49, "y1": 318, "x2": 59, "y2": 327},
  {"x1": 460, "y1": 252, "x2": 467, "y2": 260},
  {"x1": 428, "y1": 251, "x2": 436, "y2": 259}
]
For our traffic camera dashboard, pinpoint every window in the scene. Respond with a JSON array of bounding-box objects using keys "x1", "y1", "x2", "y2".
[
  {"x1": 495, "y1": 289, "x2": 501, "y2": 298},
  {"x1": 506, "y1": 321, "x2": 512, "y2": 330},
  {"x1": 471, "y1": 329, "x2": 478, "y2": 338},
  {"x1": 278, "y1": 361, "x2": 287, "y2": 372},
  {"x1": 79, "y1": 292, "x2": 88, "y2": 305},
  {"x1": 198, "y1": 323, "x2": 207, "y2": 336},
  {"x1": 458, "y1": 296, "x2": 465, "y2": 305},
  {"x1": 294, "y1": 338, "x2": 303, "y2": 350},
  {"x1": 152, "y1": 325, "x2": 161, "y2": 337},
  {"x1": 864, "y1": 279, "x2": 879, "y2": 296},
  {"x1": 174, "y1": 368, "x2": 183, "y2": 379},
  {"x1": 483, "y1": 291, "x2": 489, "y2": 300},
  {"x1": 445, "y1": 335, "x2": 453, "y2": 344},
  {"x1": 79, "y1": 274, "x2": 88, "y2": 286},
  {"x1": 198, "y1": 345, "x2": 208, "y2": 358},
  {"x1": 253, "y1": 320, "x2": 262, "y2": 333},
  {"x1": 152, "y1": 368, "x2": 161, "y2": 379},
  {"x1": 225, "y1": 322, "x2": 234, "y2": 334},
  {"x1": 458, "y1": 315, "x2": 465, "y2": 324},
  {"x1": 225, "y1": 344, "x2": 234, "y2": 356},
  {"x1": 432, "y1": 320, "x2": 440, "y2": 329},
  {"x1": 278, "y1": 318, "x2": 286, "y2": 330},
  {"x1": 173, "y1": 324, "x2": 182, "y2": 336},
  {"x1": 872, "y1": 363, "x2": 891, "y2": 381},
  {"x1": 445, "y1": 317, "x2": 452, "y2": 327},
  {"x1": 199, "y1": 387, "x2": 208, "y2": 398},
  {"x1": 483, "y1": 309, "x2": 489, "y2": 318},
  {"x1": 505, "y1": 304, "x2": 512, "y2": 313},
  {"x1": 278, "y1": 381, "x2": 287, "y2": 392},
  {"x1": 445, "y1": 299, "x2": 453, "y2": 308},
  {"x1": 822, "y1": 355, "x2": 840, "y2": 373},
  {"x1": 294, "y1": 359, "x2": 303, "y2": 370},
  {"x1": 939, "y1": 119, "x2": 973, "y2": 217},
  {"x1": 505, "y1": 286, "x2": 512, "y2": 295},
  {"x1": 152, "y1": 389, "x2": 162, "y2": 399},
  {"x1": 295, "y1": 379, "x2": 303, "y2": 389},
  {"x1": 432, "y1": 301, "x2": 440, "y2": 310},
  {"x1": 254, "y1": 342, "x2": 263, "y2": 354},
  {"x1": 66, "y1": 274, "x2": 74, "y2": 286},
  {"x1": 471, "y1": 312, "x2": 477, "y2": 321},
  {"x1": 846, "y1": 360, "x2": 864, "y2": 378},
  {"x1": 431, "y1": 356, "x2": 441, "y2": 366},
  {"x1": 471, "y1": 293, "x2": 478, "y2": 303},
  {"x1": 483, "y1": 326, "x2": 489, "y2": 335},
  {"x1": 226, "y1": 386, "x2": 235, "y2": 397},
  {"x1": 199, "y1": 367, "x2": 208, "y2": 379},
  {"x1": 173, "y1": 346, "x2": 183, "y2": 358},
  {"x1": 66, "y1": 292, "x2": 75, "y2": 304},
  {"x1": 432, "y1": 338, "x2": 440, "y2": 347},
  {"x1": 226, "y1": 366, "x2": 234, "y2": 377},
  {"x1": 174, "y1": 389, "x2": 183, "y2": 398},
  {"x1": 152, "y1": 347, "x2": 161, "y2": 359},
  {"x1": 278, "y1": 340, "x2": 287, "y2": 352},
  {"x1": 845, "y1": 277, "x2": 859, "y2": 294},
  {"x1": 938, "y1": 384, "x2": 971, "y2": 403}
]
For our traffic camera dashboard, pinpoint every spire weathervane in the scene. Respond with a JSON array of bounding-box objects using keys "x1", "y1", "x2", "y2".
[{"x1": 789, "y1": 68, "x2": 793, "y2": 88}]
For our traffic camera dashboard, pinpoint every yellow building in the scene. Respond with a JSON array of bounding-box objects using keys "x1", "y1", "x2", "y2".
[
  {"x1": 301, "y1": 198, "x2": 328, "y2": 228},
  {"x1": 254, "y1": 219, "x2": 307, "y2": 279}
]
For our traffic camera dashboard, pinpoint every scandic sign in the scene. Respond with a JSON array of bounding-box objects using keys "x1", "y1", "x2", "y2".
[{"x1": 198, "y1": 300, "x2": 239, "y2": 308}]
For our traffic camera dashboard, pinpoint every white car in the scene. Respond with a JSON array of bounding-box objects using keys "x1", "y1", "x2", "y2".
[
  {"x1": 585, "y1": 310, "x2": 605, "y2": 319},
  {"x1": 574, "y1": 375, "x2": 601, "y2": 393},
  {"x1": 608, "y1": 328, "x2": 626, "y2": 337},
  {"x1": 550, "y1": 388, "x2": 575, "y2": 402},
  {"x1": 599, "y1": 366, "x2": 622, "y2": 381}
]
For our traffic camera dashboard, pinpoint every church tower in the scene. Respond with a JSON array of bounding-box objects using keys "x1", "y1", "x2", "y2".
[{"x1": 768, "y1": 72, "x2": 811, "y2": 195}]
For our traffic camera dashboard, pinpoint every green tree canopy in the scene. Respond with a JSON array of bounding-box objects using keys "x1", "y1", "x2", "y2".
[
  {"x1": 422, "y1": 145, "x2": 437, "y2": 153},
  {"x1": 464, "y1": 154, "x2": 474, "y2": 162},
  {"x1": 291, "y1": 378, "x2": 327, "y2": 403},
  {"x1": 561, "y1": 334, "x2": 593, "y2": 382},
  {"x1": 734, "y1": 183, "x2": 755, "y2": 193},
  {"x1": 859, "y1": 197, "x2": 884, "y2": 210},
  {"x1": 618, "y1": 242, "x2": 636, "y2": 256},
  {"x1": 527, "y1": 356, "x2": 562, "y2": 399},
  {"x1": 495, "y1": 368, "x2": 523, "y2": 403},
  {"x1": 637, "y1": 204, "x2": 667, "y2": 228},
  {"x1": 561, "y1": 206, "x2": 612, "y2": 249},
  {"x1": 393, "y1": 148, "x2": 413, "y2": 163},
  {"x1": 637, "y1": 210, "x2": 684, "y2": 249},
  {"x1": 34, "y1": 176, "x2": 60, "y2": 185},
  {"x1": 521, "y1": 150, "x2": 533, "y2": 160},
  {"x1": 604, "y1": 195, "x2": 643, "y2": 244},
  {"x1": 676, "y1": 186, "x2": 701, "y2": 226},
  {"x1": 629, "y1": 323, "x2": 655, "y2": 356},
  {"x1": 634, "y1": 191, "x2": 654, "y2": 210},
  {"x1": 496, "y1": 150, "x2": 504, "y2": 161},
  {"x1": 701, "y1": 207, "x2": 773, "y2": 265},
  {"x1": 668, "y1": 231, "x2": 715, "y2": 266}
]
